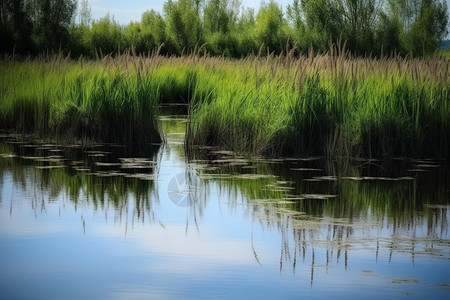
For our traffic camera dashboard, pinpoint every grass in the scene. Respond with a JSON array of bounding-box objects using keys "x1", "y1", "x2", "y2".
[
  {"x1": 1, "y1": 48, "x2": 449, "y2": 158},
  {"x1": 0, "y1": 53, "x2": 162, "y2": 149},
  {"x1": 186, "y1": 49, "x2": 450, "y2": 158}
]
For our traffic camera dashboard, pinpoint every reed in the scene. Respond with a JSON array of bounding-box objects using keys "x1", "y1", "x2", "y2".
[
  {"x1": 0, "y1": 53, "x2": 162, "y2": 149},
  {"x1": 186, "y1": 49, "x2": 450, "y2": 158},
  {"x1": 1, "y1": 49, "x2": 449, "y2": 158}
]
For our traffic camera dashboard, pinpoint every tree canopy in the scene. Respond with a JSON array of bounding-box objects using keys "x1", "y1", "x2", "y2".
[{"x1": 0, "y1": 0, "x2": 448, "y2": 57}]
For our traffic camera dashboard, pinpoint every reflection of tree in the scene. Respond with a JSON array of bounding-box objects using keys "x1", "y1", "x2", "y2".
[
  {"x1": 1, "y1": 134, "x2": 449, "y2": 284},
  {"x1": 189, "y1": 150, "x2": 449, "y2": 282},
  {"x1": 1, "y1": 139, "x2": 160, "y2": 230}
]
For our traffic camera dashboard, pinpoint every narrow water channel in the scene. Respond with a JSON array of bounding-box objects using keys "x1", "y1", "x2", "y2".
[{"x1": 0, "y1": 111, "x2": 449, "y2": 299}]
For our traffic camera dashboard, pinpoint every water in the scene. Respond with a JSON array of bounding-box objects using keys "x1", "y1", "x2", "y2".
[{"x1": 0, "y1": 113, "x2": 449, "y2": 299}]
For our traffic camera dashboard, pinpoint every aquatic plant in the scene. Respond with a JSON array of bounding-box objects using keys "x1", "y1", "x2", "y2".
[
  {"x1": 186, "y1": 48, "x2": 450, "y2": 158},
  {"x1": 0, "y1": 53, "x2": 162, "y2": 149},
  {"x1": 1, "y1": 48, "x2": 449, "y2": 158}
]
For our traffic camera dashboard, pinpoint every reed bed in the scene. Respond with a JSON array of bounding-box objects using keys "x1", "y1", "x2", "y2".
[
  {"x1": 186, "y1": 49, "x2": 450, "y2": 158},
  {"x1": 1, "y1": 49, "x2": 449, "y2": 158},
  {"x1": 0, "y1": 53, "x2": 163, "y2": 148}
]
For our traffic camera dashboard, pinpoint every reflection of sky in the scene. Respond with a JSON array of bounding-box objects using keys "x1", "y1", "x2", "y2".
[
  {"x1": 1, "y1": 120, "x2": 450, "y2": 299},
  {"x1": 2, "y1": 189, "x2": 449, "y2": 299}
]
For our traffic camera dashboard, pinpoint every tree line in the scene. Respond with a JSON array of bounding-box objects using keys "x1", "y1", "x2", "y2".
[{"x1": 1, "y1": 0, "x2": 448, "y2": 58}]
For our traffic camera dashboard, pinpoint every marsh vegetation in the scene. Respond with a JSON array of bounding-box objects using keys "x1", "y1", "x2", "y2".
[
  {"x1": 1, "y1": 0, "x2": 449, "y2": 157},
  {"x1": 1, "y1": 49, "x2": 449, "y2": 158}
]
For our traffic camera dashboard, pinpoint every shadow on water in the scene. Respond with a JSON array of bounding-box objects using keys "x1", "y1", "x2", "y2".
[{"x1": 1, "y1": 112, "x2": 449, "y2": 287}]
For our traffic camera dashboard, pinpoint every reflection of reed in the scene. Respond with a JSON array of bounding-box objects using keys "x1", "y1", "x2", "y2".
[
  {"x1": 271, "y1": 206, "x2": 448, "y2": 285},
  {"x1": 2, "y1": 134, "x2": 449, "y2": 284},
  {"x1": 189, "y1": 152, "x2": 449, "y2": 283},
  {"x1": 251, "y1": 227, "x2": 262, "y2": 267},
  {"x1": 181, "y1": 167, "x2": 206, "y2": 236},
  {"x1": 1, "y1": 140, "x2": 160, "y2": 232}
]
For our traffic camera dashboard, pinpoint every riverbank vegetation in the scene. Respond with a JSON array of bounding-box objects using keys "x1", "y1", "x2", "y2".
[
  {"x1": 1, "y1": 50, "x2": 449, "y2": 158},
  {"x1": 186, "y1": 48, "x2": 450, "y2": 158},
  {"x1": 1, "y1": 1, "x2": 449, "y2": 157}
]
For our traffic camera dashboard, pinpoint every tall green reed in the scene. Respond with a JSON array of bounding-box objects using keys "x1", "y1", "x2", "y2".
[
  {"x1": 186, "y1": 50, "x2": 449, "y2": 158},
  {"x1": 1, "y1": 53, "x2": 162, "y2": 149},
  {"x1": 1, "y1": 49, "x2": 449, "y2": 158}
]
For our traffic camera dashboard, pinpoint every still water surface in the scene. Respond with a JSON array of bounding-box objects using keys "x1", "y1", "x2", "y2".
[{"x1": 0, "y1": 113, "x2": 449, "y2": 299}]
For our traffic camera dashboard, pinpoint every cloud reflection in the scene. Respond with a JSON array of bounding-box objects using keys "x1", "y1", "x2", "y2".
[{"x1": 93, "y1": 224, "x2": 276, "y2": 269}]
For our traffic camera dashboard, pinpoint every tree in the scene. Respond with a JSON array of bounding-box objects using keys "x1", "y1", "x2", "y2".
[
  {"x1": 287, "y1": 0, "x2": 304, "y2": 32},
  {"x1": 203, "y1": 0, "x2": 243, "y2": 56},
  {"x1": 79, "y1": 0, "x2": 91, "y2": 26},
  {"x1": 374, "y1": 11, "x2": 403, "y2": 56},
  {"x1": 228, "y1": 0, "x2": 242, "y2": 25},
  {"x1": 204, "y1": 0, "x2": 230, "y2": 34},
  {"x1": 0, "y1": 0, "x2": 34, "y2": 53},
  {"x1": 141, "y1": 9, "x2": 166, "y2": 44},
  {"x1": 255, "y1": 0, "x2": 288, "y2": 54},
  {"x1": 339, "y1": 0, "x2": 380, "y2": 55},
  {"x1": 236, "y1": 7, "x2": 258, "y2": 55},
  {"x1": 407, "y1": 0, "x2": 449, "y2": 55},
  {"x1": 164, "y1": 0, "x2": 204, "y2": 54},
  {"x1": 301, "y1": 0, "x2": 342, "y2": 51},
  {"x1": 29, "y1": 0, "x2": 77, "y2": 51},
  {"x1": 0, "y1": 0, "x2": 77, "y2": 54},
  {"x1": 286, "y1": 0, "x2": 306, "y2": 50},
  {"x1": 90, "y1": 13, "x2": 123, "y2": 56},
  {"x1": 386, "y1": 0, "x2": 449, "y2": 55},
  {"x1": 387, "y1": 0, "x2": 422, "y2": 31},
  {"x1": 141, "y1": 9, "x2": 174, "y2": 54},
  {"x1": 67, "y1": 0, "x2": 92, "y2": 57}
]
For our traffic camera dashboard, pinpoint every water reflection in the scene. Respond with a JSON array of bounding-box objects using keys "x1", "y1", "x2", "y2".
[
  {"x1": 189, "y1": 151, "x2": 449, "y2": 275},
  {"x1": 0, "y1": 114, "x2": 449, "y2": 296},
  {"x1": 0, "y1": 136, "x2": 160, "y2": 230}
]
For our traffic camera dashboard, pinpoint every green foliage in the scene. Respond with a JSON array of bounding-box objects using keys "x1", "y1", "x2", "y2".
[
  {"x1": 141, "y1": 10, "x2": 167, "y2": 48},
  {"x1": 387, "y1": 0, "x2": 449, "y2": 56},
  {"x1": 68, "y1": 23, "x2": 91, "y2": 57},
  {"x1": 375, "y1": 12, "x2": 404, "y2": 56},
  {"x1": 0, "y1": 55, "x2": 161, "y2": 147},
  {"x1": 184, "y1": 53, "x2": 450, "y2": 158},
  {"x1": 204, "y1": 0, "x2": 231, "y2": 34},
  {"x1": 123, "y1": 22, "x2": 157, "y2": 54},
  {"x1": 406, "y1": 1, "x2": 449, "y2": 55},
  {"x1": 205, "y1": 32, "x2": 240, "y2": 57},
  {"x1": 1, "y1": 0, "x2": 448, "y2": 57},
  {"x1": 0, "y1": 0, "x2": 34, "y2": 53},
  {"x1": 301, "y1": 0, "x2": 342, "y2": 51},
  {"x1": 78, "y1": 0, "x2": 91, "y2": 26},
  {"x1": 163, "y1": 0, "x2": 204, "y2": 54},
  {"x1": 29, "y1": 0, "x2": 77, "y2": 51},
  {"x1": 1, "y1": 52, "x2": 449, "y2": 157},
  {"x1": 0, "y1": 0, "x2": 76, "y2": 55},
  {"x1": 255, "y1": 1, "x2": 288, "y2": 54},
  {"x1": 90, "y1": 14, "x2": 123, "y2": 56},
  {"x1": 338, "y1": 0, "x2": 379, "y2": 54}
]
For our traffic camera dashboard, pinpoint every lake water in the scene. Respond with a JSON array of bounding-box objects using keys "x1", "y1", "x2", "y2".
[{"x1": 1, "y1": 113, "x2": 449, "y2": 299}]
